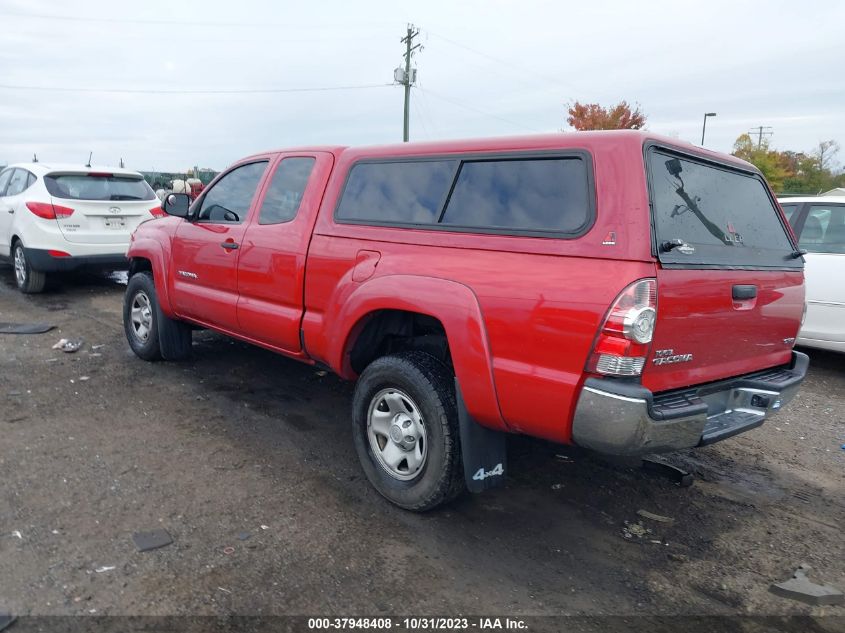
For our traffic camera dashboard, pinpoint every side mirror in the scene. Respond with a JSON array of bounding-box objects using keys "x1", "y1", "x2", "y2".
[{"x1": 163, "y1": 193, "x2": 191, "y2": 218}]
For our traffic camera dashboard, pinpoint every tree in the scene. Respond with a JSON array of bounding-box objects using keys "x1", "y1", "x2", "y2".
[
  {"x1": 815, "y1": 140, "x2": 840, "y2": 172},
  {"x1": 565, "y1": 101, "x2": 647, "y2": 131},
  {"x1": 732, "y1": 134, "x2": 792, "y2": 191},
  {"x1": 732, "y1": 134, "x2": 844, "y2": 194}
]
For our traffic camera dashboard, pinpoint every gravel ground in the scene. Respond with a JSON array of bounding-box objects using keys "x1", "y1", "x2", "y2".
[{"x1": 0, "y1": 267, "x2": 843, "y2": 631}]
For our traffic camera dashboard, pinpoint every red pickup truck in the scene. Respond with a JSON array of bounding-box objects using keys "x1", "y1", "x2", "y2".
[{"x1": 123, "y1": 131, "x2": 808, "y2": 511}]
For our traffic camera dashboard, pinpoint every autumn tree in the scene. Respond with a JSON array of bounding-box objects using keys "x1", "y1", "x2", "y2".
[
  {"x1": 565, "y1": 101, "x2": 647, "y2": 131},
  {"x1": 733, "y1": 134, "x2": 845, "y2": 194}
]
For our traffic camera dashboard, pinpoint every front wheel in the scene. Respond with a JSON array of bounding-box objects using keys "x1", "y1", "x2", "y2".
[
  {"x1": 352, "y1": 351, "x2": 465, "y2": 511},
  {"x1": 123, "y1": 271, "x2": 192, "y2": 361},
  {"x1": 13, "y1": 241, "x2": 46, "y2": 294}
]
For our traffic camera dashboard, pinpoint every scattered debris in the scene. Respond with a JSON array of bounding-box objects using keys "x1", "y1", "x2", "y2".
[
  {"x1": 94, "y1": 565, "x2": 116, "y2": 573},
  {"x1": 237, "y1": 532, "x2": 251, "y2": 541},
  {"x1": 551, "y1": 483, "x2": 564, "y2": 490},
  {"x1": 52, "y1": 338, "x2": 83, "y2": 353},
  {"x1": 0, "y1": 611, "x2": 17, "y2": 632},
  {"x1": 217, "y1": 587, "x2": 232, "y2": 594},
  {"x1": 637, "y1": 509, "x2": 675, "y2": 525},
  {"x1": 79, "y1": 376, "x2": 90, "y2": 382},
  {"x1": 260, "y1": 525, "x2": 269, "y2": 530},
  {"x1": 641, "y1": 457, "x2": 694, "y2": 487},
  {"x1": 132, "y1": 529, "x2": 173, "y2": 552},
  {"x1": 0, "y1": 322, "x2": 54, "y2": 334},
  {"x1": 91, "y1": 344, "x2": 105, "y2": 350},
  {"x1": 554, "y1": 454, "x2": 574, "y2": 463},
  {"x1": 314, "y1": 370, "x2": 328, "y2": 377},
  {"x1": 622, "y1": 521, "x2": 651, "y2": 540},
  {"x1": 770, "y1": 564, "x2": 844, "y2": 606},
  {"x1": 222, "y1": 546, "x2": 236, "y2": 555},
  {"x1": 11, "y1": 531, "x2": 22, "y2": 539}
]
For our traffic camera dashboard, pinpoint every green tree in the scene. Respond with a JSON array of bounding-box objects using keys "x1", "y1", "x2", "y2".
[{"x1": 732, "y1": 134, "x2": 792, "y2": 191}]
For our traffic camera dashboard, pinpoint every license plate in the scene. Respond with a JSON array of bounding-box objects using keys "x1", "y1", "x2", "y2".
[{"x1": 104, "y1": 218, "x2": 126, "y2": 229}]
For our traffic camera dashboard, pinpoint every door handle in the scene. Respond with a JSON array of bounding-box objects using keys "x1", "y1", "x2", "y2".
[
  {"x1": 220, "y1": 241, "x2": 239, "y2": 250},
  {"x1": 6, "y1": 208, "x2": 13, "y2": 214},
  {"x1": 732, "y1": 285, "x2": 757, "y2": 300}
]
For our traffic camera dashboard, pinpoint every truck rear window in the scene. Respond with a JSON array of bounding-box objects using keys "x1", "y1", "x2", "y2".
[
  {"x1": 336, "y1": 154, "x2": 592, "y2": 236},
  {"x1": 648, "y1": 148, "x2": 800, "y2": 269},
  {"x1": 45, "y1": 173, "x2": 156, "y2": 201}
]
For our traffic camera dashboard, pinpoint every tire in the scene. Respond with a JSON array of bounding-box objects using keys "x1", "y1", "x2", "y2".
[
  {"x1": 123, "y1": 271, "x2": 191, "y2": 361},
  {"x1": 352, "y1": 351, "x2": 465, "y2": 511},
  {"x1": 12, "y1": 240, "x2": 46, "y2": 294}
]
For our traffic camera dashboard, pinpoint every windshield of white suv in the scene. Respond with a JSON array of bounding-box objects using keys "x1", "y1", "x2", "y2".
[{"x1": 45, "y1": 173, "x2": 156, "y2": 201}]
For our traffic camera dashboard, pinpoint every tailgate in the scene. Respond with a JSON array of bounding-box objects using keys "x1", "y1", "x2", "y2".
[
  {"x1": 642, "y1": 269, "x2": 803, "y2": 392},
  {"x1": 642, "y1": 146, "x2": 804, "y2": 392}
]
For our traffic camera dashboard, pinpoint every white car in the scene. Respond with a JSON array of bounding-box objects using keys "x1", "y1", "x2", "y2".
[
  {"x1": 779, "y1": 195, "x2": 845, "y2": 352},
  {"x1": 0, "y1": 163, "x2": 163, "y2": 293}
]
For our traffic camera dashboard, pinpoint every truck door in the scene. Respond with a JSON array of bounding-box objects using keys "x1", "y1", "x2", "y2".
[
  {"x1": 170, "y1": 160, "x2": 269, "y2": 331},
  {"x1": 235, "y1": 152, "x2": 334, "y2": 354}
]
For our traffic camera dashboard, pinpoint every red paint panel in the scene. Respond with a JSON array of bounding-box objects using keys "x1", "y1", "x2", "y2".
[{"x1": 642, "y1": 269, "x2": 804, "y2": 393}]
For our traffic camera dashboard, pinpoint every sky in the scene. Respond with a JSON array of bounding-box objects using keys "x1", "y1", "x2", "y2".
[{"x1": 1, "y1": 0, "x2": 843, "y2": 172}]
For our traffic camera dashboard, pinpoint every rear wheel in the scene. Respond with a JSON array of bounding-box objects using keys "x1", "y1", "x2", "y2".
[
  {"x1": 352, "y1": 351, "x2": 465, "y2": 511},
  {"x1": 13, "y1": 240, "x2": 46, "y2": 294},
  {"x1": 124, "y1": 271, "x2": 191, "y2": 361}
]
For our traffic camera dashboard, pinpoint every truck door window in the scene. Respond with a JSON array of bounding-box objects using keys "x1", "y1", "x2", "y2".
[
  {"x1": 196, "y1": 161, "x2": 267, "y2": 224},
  {"x1": 258, "y1": 157, "x2": 316, "y2": 225}
]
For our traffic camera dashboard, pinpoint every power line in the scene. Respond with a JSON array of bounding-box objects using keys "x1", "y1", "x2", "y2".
[
  {"x1": 0, "y1": 83, "x2": 393, "y2": 95},
  {"x1": 0, "y1": 9, "x2": 393, "y2": 30},
  {"x1": 424, "y1": 29, "x2": 569, "y2": 92},
  {"x1": 417, "y1": 87, "x2": 542, "y2": 133}
]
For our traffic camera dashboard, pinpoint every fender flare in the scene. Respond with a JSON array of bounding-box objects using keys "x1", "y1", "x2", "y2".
[
  {"x1": 318, "y1": 274, "x2": 508, "y2": 432},
  {"x1": 127, "y1": 238, "x2": 174, "y2": 316}
]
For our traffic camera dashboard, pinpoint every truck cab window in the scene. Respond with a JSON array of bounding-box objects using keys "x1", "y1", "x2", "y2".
[
  {"x1": 258, "y1": 157, "x2": 316, "y2": 225},
  {"x1": 196, "y1": 161, "x2": 267, "y2": 224}
]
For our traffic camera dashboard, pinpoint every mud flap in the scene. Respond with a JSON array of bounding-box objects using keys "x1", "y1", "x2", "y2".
[{"x1": 455, "y1": 380, "x2": 507, "y2": 493}]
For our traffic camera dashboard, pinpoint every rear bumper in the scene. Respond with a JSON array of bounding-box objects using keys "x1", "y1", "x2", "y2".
[
  {"x1": 24, "y1": 248, "x2": 129, "y2": 273},
  {"x1": 571, "y1": 351, "x2": 809, "y2": 456}
]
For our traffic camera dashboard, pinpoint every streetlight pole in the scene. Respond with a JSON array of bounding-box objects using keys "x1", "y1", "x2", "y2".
[{"x1": 701, "y1": 112, "x2": 717, "y2": 146}]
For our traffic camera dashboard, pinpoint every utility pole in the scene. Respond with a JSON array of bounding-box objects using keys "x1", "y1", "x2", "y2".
[
  {"x1": 397, "y1": 24, "x2": 421, "y2": 142},
  {"x1": 748, "y1": 125, "x2": 773, "y2": 149}
]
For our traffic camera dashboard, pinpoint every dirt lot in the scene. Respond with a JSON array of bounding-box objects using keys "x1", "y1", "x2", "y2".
[{"x1": 0, "y1": 268, "x2": 843, "y2": 630}]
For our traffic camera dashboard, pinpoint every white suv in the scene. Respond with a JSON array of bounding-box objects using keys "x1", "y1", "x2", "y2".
[{"x1": 0, "y1": 163, "x2": 164, "y2": 293}]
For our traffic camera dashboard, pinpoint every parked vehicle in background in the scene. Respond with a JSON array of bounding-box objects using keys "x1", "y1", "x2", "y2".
[
  {"x1": 123, "y1": 131, "x2": 808, "y2": 511},
  {"x1": 779, "y1": 195, "x2": 845, "y2": 352},
  {"x1": 0, "y1": 163, "x2": 163, "y2": 293}
]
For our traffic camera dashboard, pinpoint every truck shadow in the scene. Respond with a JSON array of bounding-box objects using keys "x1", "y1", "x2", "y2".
[{"x1": 170, "y1": 332, "x2": 840, "y2": 616}]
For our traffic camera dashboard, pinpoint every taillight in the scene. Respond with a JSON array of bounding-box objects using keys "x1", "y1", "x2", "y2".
[
  {"x1": 54, "y1": 204, "x2": 74, "y2": 218},
  {"x1": 47, "y1": 250, "x2": 71, "y2": 258},
  {"x1": 587, "y1": 279, "x2": 657, "y2": 377},
  {"x1": 149, "y1": 206, "x2": 166, "y2": 218},
  {"x1": 25, "y1": 201, "x2": 74, "y2": 219}
]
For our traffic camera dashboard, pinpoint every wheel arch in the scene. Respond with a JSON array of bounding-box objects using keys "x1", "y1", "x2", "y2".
[
  {"x1": 320, "y1": 275, "x2": 507, "y2": 431},
  {"x1": 127, "y1": 239, "x2": 173, "y2": 315}
]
